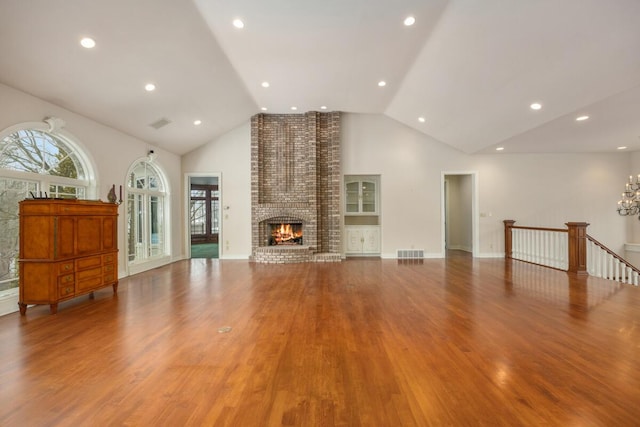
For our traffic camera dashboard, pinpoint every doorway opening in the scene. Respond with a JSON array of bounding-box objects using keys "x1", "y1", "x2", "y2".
[
  {"x1": 442, "y1": 172, "x2": 478, "y2": 257},
  {"x1": 188, "y1": 175, "x2": 220, "y2": 259}
]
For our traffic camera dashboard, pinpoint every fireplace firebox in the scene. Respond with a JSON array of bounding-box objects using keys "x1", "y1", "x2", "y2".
[{"x1": 269, "y1": 222, "x2": 303, "y2": 246}]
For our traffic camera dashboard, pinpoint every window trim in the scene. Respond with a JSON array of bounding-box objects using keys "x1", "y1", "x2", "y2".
[{"x1": 0, "y1": 120, "x2": 98, "y2": 198}]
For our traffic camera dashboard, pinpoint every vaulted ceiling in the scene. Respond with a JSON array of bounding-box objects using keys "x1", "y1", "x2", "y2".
[{"x1": 1, "y1": 0, "x2": 639, "y2": 155}]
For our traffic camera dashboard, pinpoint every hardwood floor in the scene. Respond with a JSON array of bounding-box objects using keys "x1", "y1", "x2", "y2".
[{"x1": 2, "y1": 255, "x2": 640, "y2": 426}]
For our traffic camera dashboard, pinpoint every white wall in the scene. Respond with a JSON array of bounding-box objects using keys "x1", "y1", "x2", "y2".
[
  {"x1": 181, "y1": 122, "x2": 252, "y2": 259},
  {"x1": 0, "y1": 83, "x2": 184, "y2": 274},
  {"x1": 182, "y1": 112, "x2": 629, "y2": 259},
  {"x1": 343, "y1": 114, "x2": 629, "y2": 257},
  {"x1": 472, "y1": 152, "x2": 629, "y2": 255}
]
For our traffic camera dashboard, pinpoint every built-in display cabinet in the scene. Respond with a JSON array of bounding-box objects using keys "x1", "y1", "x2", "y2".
[{"x1": 344, "y1": 175, "x2": 381, "y2": 256}]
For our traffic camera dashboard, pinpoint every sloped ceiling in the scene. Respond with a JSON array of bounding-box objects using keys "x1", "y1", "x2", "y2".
[{"x1": 0, "y1": 0, "x2": 639, "y2": 155}]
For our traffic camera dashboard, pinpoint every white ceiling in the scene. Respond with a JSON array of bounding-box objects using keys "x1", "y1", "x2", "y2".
[{"x1": 1, "y1": 0, "x2": 639, "y2": 155}]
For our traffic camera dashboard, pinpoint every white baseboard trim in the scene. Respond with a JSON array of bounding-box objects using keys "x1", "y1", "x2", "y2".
[
  {"x1": 475, "y1": 252, "x2": 504, "y2": 258},
  {"x1": 127, "y1": 256, "x2": 173, "y2": 276}
]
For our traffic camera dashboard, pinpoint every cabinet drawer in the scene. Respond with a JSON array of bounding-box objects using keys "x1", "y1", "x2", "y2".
[
  {"x1": 58, "y1": 283, "x2": 75, "y2": 298},
  {"x1": 103, "y1": 272, "x2": 116, "y2": 283},
  {"x1": 103, "y1": 263, "x2": 115, "y2": 273},
  {"x1": 58, "y1": 273, "x2": 75, "y2": 286},
  {"x1": 103, "y1": 253, "x2": 116, "y2": 264},
  {"x1": 58, "y1": 262, "x2": 74, "y2": 274},
  {"x1": 76, "y1": 255, "x2": 101, "y2": 271},
  {"x1": 53, "y1": 203, "x2": 116, "y2": 216},
  {"x1": 77, "y1": 275, "x2": 102, "y2": 292},
  {"x1": 77, "y1": 267, "x2": 102, "y2": 292}
]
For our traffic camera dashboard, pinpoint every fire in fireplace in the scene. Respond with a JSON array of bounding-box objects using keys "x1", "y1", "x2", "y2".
[{"x1": 269, "y1": 223, "x2": 303, "y2": 245}]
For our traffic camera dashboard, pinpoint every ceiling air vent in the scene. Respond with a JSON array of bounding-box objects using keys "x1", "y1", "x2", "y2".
[{"x1": 149, "y1": 118, "x2": 171, "y2": 130}]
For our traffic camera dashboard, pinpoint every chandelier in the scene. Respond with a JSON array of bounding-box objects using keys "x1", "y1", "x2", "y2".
[{"x1": 618, "y1": 175, "x2": 640, "y2": 217}]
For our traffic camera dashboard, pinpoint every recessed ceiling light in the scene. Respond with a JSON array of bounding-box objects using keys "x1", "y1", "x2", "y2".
[
  {"x1": 145, "y1": 83, "x2": 156, "y2": 92},
  {"x1": 404, "y1": 16, "x2": 416, "y2": 26},
  {"x1": 261, "y1": 81, "x2": 270, "y2": 88},
  {"x1": 418, "y1": 117, "x2": 426, "y2": 123},
  {"x1": 291, "y1": 106, "x2": 298, "y2": 111},
  {"x1": 194, "y1": 120, "x2": 202, "y2": 126},
  {"x1": 496, "y1": 147, "x2": 505, "y2": 151},
  {"x1": 261, "y1": 107, "x2": 267, "y2": 111},
  {"x1": 233, "y1": 19, "x2": 244, "y2": 29},
  {"x1": 530, "y1": 102, "x2": 542, "y2": 110},
  {"x1": 80, "y1": 37, "x2": 96, "y2": 49},
  {"x1": 618, "y1": 146, "x2": 627, "y2": 150},
  {"x1": 320, "y1": 106, "x2": 327, "y2": 110},
  {"x1": 576, "y1": 115, "x2": 590, "y2": 121},
  {"x1": 378, "y1": 81, "x2": 386, "y2": 87}
]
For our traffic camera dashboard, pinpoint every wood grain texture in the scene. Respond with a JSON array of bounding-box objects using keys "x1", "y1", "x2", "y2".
[{"x1": 2, "y1": 252, "x2": 640, "y2": 426}]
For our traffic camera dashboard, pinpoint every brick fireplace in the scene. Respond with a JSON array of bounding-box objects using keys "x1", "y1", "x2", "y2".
[{"x1": 251, "y1": 112, "x2": 342, "y2": 263}]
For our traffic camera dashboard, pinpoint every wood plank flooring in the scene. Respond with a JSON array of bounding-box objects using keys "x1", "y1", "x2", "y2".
[{"x1": 2, "y1": 253, "x2": 640, "y2": 426}]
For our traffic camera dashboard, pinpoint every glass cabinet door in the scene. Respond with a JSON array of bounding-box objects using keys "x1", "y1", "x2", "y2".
[
  {"x1": 361, "y1": 181, "x2": 376, "y2": 213},
  {"x1": 344, "y1": 177, "x2": 378, "y2": 215},
  {"x1": 346, "y1": 182, "x2": 360, "y2": 213}
]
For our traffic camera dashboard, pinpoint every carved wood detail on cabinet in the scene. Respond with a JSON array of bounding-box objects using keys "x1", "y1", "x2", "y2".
[{"x1": 19, "y1": 199, "x2": 119, "y2": 315}]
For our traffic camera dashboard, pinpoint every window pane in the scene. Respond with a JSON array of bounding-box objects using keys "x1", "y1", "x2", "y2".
[
  {"x1": 0, "y1": 178, "x2": 38, "y2": 290},
  {"x1": 126, "y1": 193, "x2": 137, "y2": 262},
  {"x1": 149, "y1": 196, "x2": 163, "y2": 257},
  {"x1": 49, "y1": 184, "x2": 85, "y2": 199},
  {"x1": 0, "y1": 130, "x2": 85, "y2": 179},
  {"x1": 129, "y1": 162, "x2": 147, "y2": 189},
  {"x1": 211, "y1": 199, "x2": 219, "y2": 234},
  {"x1": 191, "y1": 200, "x2": 206, "y2": 235}
]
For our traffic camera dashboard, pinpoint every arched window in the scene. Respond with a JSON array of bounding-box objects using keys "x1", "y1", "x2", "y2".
[
  {"x1": 126, "y1": 159, "x2": 169, "y2": 264},
  {"x1": 0, "y1": 120, "x2": 94, "y2": 294}
]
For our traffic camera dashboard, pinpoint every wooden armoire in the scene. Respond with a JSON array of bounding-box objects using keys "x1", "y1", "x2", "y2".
[{"x1": 18, "y1": 199, "x2": 119, "y2": 314}]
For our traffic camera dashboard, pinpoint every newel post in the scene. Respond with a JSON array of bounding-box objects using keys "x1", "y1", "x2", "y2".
[
  {"x1": 504, "y1": 220, "x2": 515, "y2": 259},
  {"x1": 566, "y1": 222, "x2": 589, "y2": 275}
]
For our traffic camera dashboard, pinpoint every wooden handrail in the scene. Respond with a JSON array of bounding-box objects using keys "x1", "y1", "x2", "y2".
[
  {"x1": 510, "y1": 225, "x2": 567, "y2": 233},
  {"x1": 587, "y1": 234, "x2": 640, "y2": 276}
]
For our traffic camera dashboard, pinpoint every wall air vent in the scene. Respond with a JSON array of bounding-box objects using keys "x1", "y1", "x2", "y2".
[
  {"x1": 397, "y1": 249, "x2": 424, "y2": 259},
  {"x1": 149, "y1": 118, "x2": 171, "y2": 130}
]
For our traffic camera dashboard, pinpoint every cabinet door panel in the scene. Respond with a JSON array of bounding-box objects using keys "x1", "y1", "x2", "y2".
[
  {"x1": 21, "y1": 216, "x2": 52, "y2": 259},
  {"x1": 345, "y1": 228, "x2": 363, "y2": 253},
  {"x1": 102, "y1": 217, "x2": 116, "y2": 250},
  {"x1": 56, "y1": 216, "x2": 75, "y2": 258},
  {"x1": 363, "y1": 228, "x2": 381, "y2": 253},
  {"x1": 77, "y1": 217, "x2": 102, "y2": 255}
]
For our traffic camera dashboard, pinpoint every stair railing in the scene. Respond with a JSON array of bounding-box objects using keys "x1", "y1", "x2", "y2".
[
  {"x1": 504, "y1": 220, "x2": 639, "y2": 286},
  {"x1": 587, "y1": 235, "x2": 640, "y2": 285}
]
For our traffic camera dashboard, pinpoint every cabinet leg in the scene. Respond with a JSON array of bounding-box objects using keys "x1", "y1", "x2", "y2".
[
  {"x1": 113, "y1": 282, "x2": 118, "y2": 294},
  {"x1": 18, "y1": 303, "x2": 27, "y2": 315},
  {"x1": 49, "y1": 303, "x2": 58, "y2": 314},
  {"x1": 89, "y1": 292, "x2": 95, "y2": 300}
]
